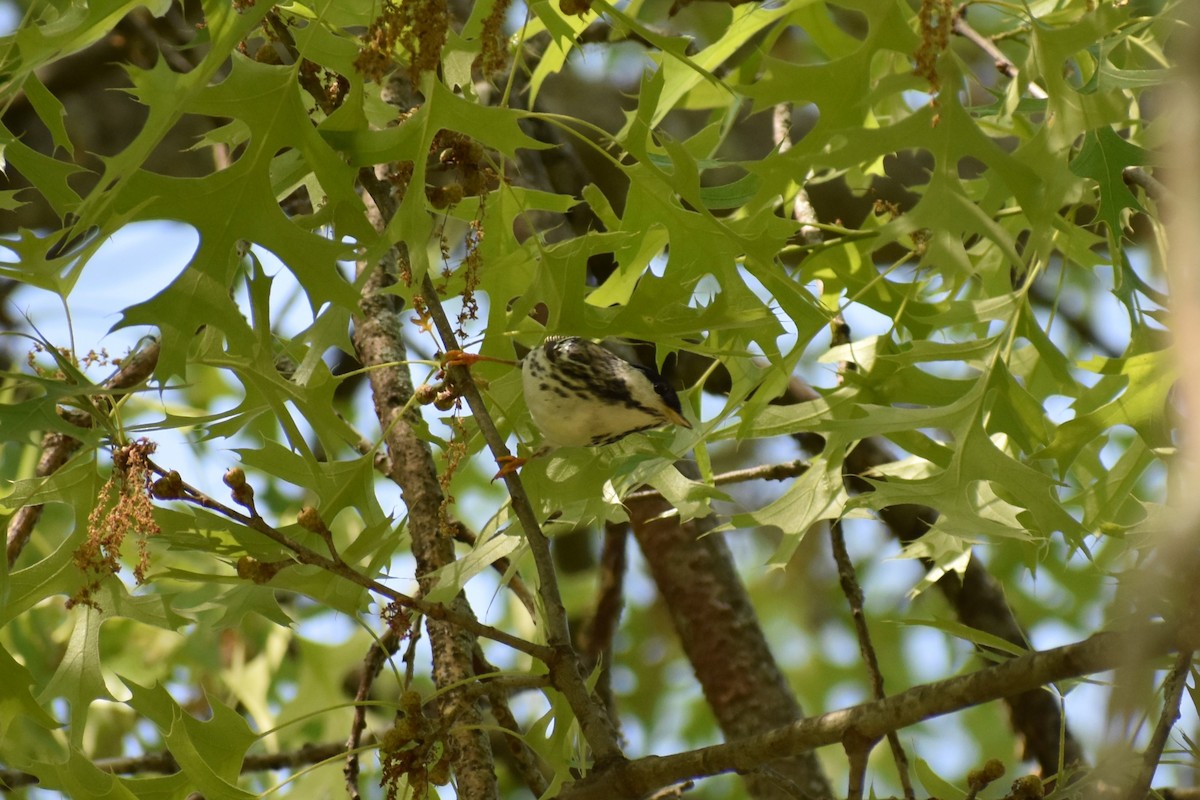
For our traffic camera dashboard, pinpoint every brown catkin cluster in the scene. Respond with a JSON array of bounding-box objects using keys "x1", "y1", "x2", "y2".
[
  {"x1": 914, "y1": 0, "x2": 953, "y2": 98},
  {"x1": 354, "y1": 0, "x2": 449, "y2": 83},
  {"x1": 428, "y1": 130, "x2": 500, "y2": 208},
  {"x1": 380, "y1": 601, "x2": 414, "y2": 638},
  {"x1": 70, "y1": 439, "x2": 161, "y2": 608},
  {"x1": 26, "y1": 344, "x2": 110, "y2": 379},
  {"x1": 437, "y1": 417, "x2": 470, "y2": 533},
  {"x1": 477, "y1": 0, "x2": 514, "y2": 76},
  {"x1": 379, "y1": 691, "x2": 453, "y2": 799}
]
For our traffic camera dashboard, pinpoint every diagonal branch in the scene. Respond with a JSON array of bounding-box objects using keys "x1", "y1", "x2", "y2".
[
  {"x1": 144, "y1": 459, "x2": 550, "y2": 660},
  {"x1": 952, "y1": 9, "x2": 1048, "y2": 101},
  {"x1": 1125, "y1": 649, "x2": 1194, "y2": 800},
  {"x1": 416, "y1": 269, "x2": 625, "y2": 765},
  {"x1": 0, "y1": 624, "x2": 1184, "y2": 797},
  {"x1": 558, "y1": 623, "x2": 1184, "y2": 800},
  {"x1": 831, "y1": 520, "x2": 915, "y2": 800}
]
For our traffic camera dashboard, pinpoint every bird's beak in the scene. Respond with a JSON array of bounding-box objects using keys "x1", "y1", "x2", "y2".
[{"x1": 664, "y1": 407, "x2": 692, "y2": 429}]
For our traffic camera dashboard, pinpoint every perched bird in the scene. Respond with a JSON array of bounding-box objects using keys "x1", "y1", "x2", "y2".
[
  {"x1": 445, "y1": 336, "x2": 692, "y2": 474},
  {"x1": 521, "y1": 336, "x2": 691, "y2": 448}
]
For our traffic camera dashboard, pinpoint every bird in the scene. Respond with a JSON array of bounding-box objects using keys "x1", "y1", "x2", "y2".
[
  {"x1": 444, "y1": 336, "x2": 692, "y2": 475},
  {"x1": 520, "y1": 336, "x2": 692, "y2": 448}
]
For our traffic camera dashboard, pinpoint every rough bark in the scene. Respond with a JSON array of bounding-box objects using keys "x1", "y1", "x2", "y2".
[
  {"x1": 352, "y1": 190, "x2": 496, "y2": 800},
  {"x1": 628, "y1": 490, "x2": 835, "y2": 800}
]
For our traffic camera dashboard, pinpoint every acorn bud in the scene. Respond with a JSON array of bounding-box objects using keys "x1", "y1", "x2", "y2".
[
  {"x1": 223, "y1": 467, "x2": 246, "y2": 489},
  {"x1": 559, "y1": 0, "x2": 591, "y2": 15},
  {"x1": 297, "y1": 506, "x2": 325, "y2": 533},
  {"x1": 231, "y1": 482, "x2": 255, "y2": 509},
  {"x1": 237, "y1": 556, "x2": 285, "y2": 583},
  {"x1": 151, "y1": 478, "x2": 181, "y2": 500},
  {"x1": 236, "y1": 556, "x2": 258, "y2": 580},
  {"x1": 1010, "y1": 775, "x2": 1043, "y2": 799}
]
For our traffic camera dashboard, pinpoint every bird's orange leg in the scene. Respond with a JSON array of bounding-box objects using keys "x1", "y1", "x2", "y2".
[
  {"x1": 492, "y1": 455, "x2": 527, "y2": 481},
  {"x1": 443, "y1": 350, "x2": 518, "y2": 369}
]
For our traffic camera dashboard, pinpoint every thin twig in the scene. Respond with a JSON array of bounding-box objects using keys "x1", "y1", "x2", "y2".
[
  {"x1": 773, "y1": 102, "x2": 821, "y2": 244},
  {"x1": 829, "y1": 318, "x2": 914, "y2": 798},
  {"x1": 952, "y1": 9, "x2": 1048, "y2": 101},
  {"x1": 843, "y1": 730, "x2": 874, "y2": 800},
  {"x1": 403, "y1": 621, "x2": 423, "y2": 686},
  {"x1": 622, "y1": 458, "x2": 810, "y2": 503},
  {"x1": 1126, "y1": 650, "x2": 1195, "y2": 800},
  {"x1": 578, "y1": 522, "x2": 630, "y2": 728},
  {"x1": 474, "y1": 646, "x2": 551, "y2": 796},
  {"x1": 402, "y1": 272, "x2": 624, "y2": 761},
  {"x1": 144, "y1": 459, "x2": 552, "y2": 661},
  {"x1": 0, "y1": 735, "x2": 378, "y2": 790},
  {"x1": 831, "y1": 520, "x2": 916, "y2": 800},
  {"x1": 345, "y1": 625, "x2": 408, "y2": 800}
]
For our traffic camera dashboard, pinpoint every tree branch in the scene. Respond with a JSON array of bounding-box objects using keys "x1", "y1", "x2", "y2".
[
  {"x1": 351, "y1": 183, "x2": 497, "y2": 799},
  {"x1": 627, "y1": 487, "x2": 835, "y2": 800},
  {"x1": 0, "y1": 615, "x2": 1185, "y2": 799},
  {"x1": 772, "y1": 101, "x2": 821, "y2": 244},
  {"x1": 345, "y1": 625, "x2": 406, "y2": 800},
  {"x1": 577, "y1": 522, "x2": 630, "y2": 729},
  {"x1": 144, "y1": 459, "x2": 551, "y2": 661},
  {"x1": 0, "y1": 735, "x2": 377, "y2": 791},
  {"x1": 353, "y1": 165, "x2": 622, "y2": 765},
  {"x1": 952, "y1": 9, "x2": 1048, "y2": 101},
  {"x1": 474, "y1": 645, "x2": 552, "y2": 797},
  {"x1": 416, "y1": 268, "x2": 626, "y2": 765},
  {"x1": 622, "y1": 458, "x2": 810, "y2": 503},
  {"x1": 558, "y1": 624, "x2": 1183, "y2": 800},
  {"x1": 415, "y1": 271, "x2": 624, "y2": 767},
  {"x1": 1123, "y1": 166, "x2": 1168, "y2": 201},
  {"x1": 830, "y1": 520, "x2": 914, "y2": 800},
  {"x1": 1126, "y1": 650, "x2": 1193, "y2": 800}
]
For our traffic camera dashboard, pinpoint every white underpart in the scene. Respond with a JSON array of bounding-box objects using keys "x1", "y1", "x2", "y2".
[{"x1": 521, "y1": 344, "x2": 674, "y2": 448}]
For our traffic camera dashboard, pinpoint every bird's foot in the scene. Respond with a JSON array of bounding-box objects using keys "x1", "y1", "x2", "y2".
[
  {"x1": 444, "y1": 350, "x2": 517, "y2": 369},
  {"x1": 492, "y1": 455, "x2": 527, "y2": 481}
]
